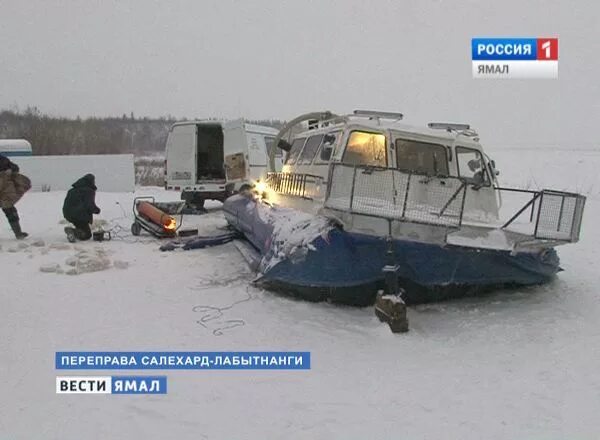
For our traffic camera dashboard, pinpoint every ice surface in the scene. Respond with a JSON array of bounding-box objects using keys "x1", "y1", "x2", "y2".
[{"x1": 1, "y1": 148, "x2": 599, "y2": 439}]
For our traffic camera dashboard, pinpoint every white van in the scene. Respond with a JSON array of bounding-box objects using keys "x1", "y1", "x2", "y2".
[{"x1": 164, "y1": 119, "x2": 282, "y2": 207}]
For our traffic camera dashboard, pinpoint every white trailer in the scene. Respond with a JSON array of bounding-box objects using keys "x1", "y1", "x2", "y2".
[
  {"x1": 0, "y1": 139, "x2": 33, "y2": 157},
  {"x1": 164, "y1": 119, "x2": 282, "y2": 207}
]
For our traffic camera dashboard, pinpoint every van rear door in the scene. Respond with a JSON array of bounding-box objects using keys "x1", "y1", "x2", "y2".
[
  {"x1": 265, "y1": 136, "x2": 283, "y2": 171},
  {"x1": 166, "y1": 124, "x2": 196, "y2": 187},
  {"x1": 246, "y1": 131, "x2": 283, "y2": 181},
  {"x1": 246, "y1": 132, "x2": 268, "y2": 182}
]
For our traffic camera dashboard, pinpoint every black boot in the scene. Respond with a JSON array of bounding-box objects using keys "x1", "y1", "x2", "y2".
[
  {"x1": 64, "y1": 226, "x2": 76, "y2": 243},
  {"x1": 9, "y1": 221, "x2": 28, "y2": 240}
]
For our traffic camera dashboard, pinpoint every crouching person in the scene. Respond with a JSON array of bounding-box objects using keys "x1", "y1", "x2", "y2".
[
  {"x1": 0, "y1": 153, "x2": 31, "y2": 239},
  {"x1": 62, "y1": 174, "x2": 101, "y2": 242}
]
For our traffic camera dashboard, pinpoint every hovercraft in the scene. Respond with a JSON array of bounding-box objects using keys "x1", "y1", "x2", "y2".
[{"x1": 223, "y1": 110, "x2": 586, "y2": 305}]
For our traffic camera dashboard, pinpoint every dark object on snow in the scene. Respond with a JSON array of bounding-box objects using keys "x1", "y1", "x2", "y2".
[
  {"x1": 376, "y1": 239, "x2": 408, "y2": 332},
  {"x1": 178, "y1": 228, "x2": 199, "y2": 237},
  {"x1": 159, "y1": 232, "x2": 239, "y2": 251},
  {"x1": 63, "y1": 174, "x2": 100, "y2": 225},
  {"x1": 92, "y1": 230, "x2": 112, "y2": 241},
  {"x1": 182, "y1": 232, "x2": 238, "y2": 250},
  {"x1": 0, "y1": 153, "x2": 30, "y2": 239},
  {"x1": 159, "y1": 242, "x2": 177, "y2": 251},
  {"x1": 374, "y1": 291, "x2": 409, "y2": 333},
  {"x1": 64, "y1": 224, "x2": 92, "y2": 242}
]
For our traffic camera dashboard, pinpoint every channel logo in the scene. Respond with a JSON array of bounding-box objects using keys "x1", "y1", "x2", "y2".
[
  {"x1": 472, "y1": 37, "x2": 558, "y2": 79},
  {"x1": 56, "y1": 376, "x2": 167, "y2": 394}
]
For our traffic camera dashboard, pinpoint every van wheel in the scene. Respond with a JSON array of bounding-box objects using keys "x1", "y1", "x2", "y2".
[
  {"x1": 191, "y1": 198, "x2": 205, "y2": 209},
  {"x1": 181, "y1": 191, "x2": 205, "y2": 209}
]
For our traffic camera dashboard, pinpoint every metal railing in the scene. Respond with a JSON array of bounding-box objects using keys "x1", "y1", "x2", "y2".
[
  {"x1": 500, "y1": 187, "x2": 586, "y2": 242},
  {"x1": 265, "y1": 165, "x2": 586, "y2": 243},
  {"x1": 265, "y1": 172, "x2": 323, "y2": 199},
  {"x1": 323, "y1": 163, "x2": 467, "y2": 228}
]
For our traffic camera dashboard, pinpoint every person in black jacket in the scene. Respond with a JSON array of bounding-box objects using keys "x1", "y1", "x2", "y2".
[
  {"x1": 0, "y1": 153, "x2": 29, "y2": 239},
  {"x1": 62, "y1": 173, "x2": 101, "y2": 242}
]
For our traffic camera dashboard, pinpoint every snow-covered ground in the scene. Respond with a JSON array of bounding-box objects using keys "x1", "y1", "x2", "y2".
[{"x1": 1, "y1": 149, "x2": 599, "y2": 439}]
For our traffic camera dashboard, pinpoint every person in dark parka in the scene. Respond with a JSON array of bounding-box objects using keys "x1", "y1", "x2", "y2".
[
  {"x1": 62, "y1": 173, "x2": 101, "y2": 242},
  {"x1": 0, "y1": 153, "x2": 29, "y2": 239}
]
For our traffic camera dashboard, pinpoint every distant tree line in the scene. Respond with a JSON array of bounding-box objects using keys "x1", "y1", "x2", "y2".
[{"x1": 0, "y1": 107, "x2": 285, "y2": 155}]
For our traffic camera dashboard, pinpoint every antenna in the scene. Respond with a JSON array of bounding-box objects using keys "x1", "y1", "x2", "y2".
[
  {"x1": 353, "y1": 110, "x2": 404, "y2": 120},
  {"x1": 428, "y1": 123, "x2": 479, "y2": 141},
  {"x1": 428, "y1": 122, "x2": 471, "y2": 131}
]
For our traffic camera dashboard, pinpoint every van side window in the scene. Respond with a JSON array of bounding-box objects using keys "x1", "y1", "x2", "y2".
[
  {"x1": 298, "y1": 135, "x2": 324, "y2": 165},
  {"x1": 395, "y1": 139, "x2": 449, "y2": 176},
  {"x1": 285, "y1": 138, "x2": 307, "y2": 165},
  {"x1": 342, "y1": 131, "x2": 387, "y2": 167},
  {"x1": 456, "y1": 146, "x2": 489, "y2": 185},
  {"x1": 264, "y1": 136, "x2": 282, "y2": 158}
]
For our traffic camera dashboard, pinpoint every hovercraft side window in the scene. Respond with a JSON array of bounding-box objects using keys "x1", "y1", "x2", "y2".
[
  {"x1": 456, "y1": 146, "x2": 490, "y2": 186},
  {"x1": 342, "y1": 131, "x2": 387, "y2": 167},
  {"x1": 395, "y1": 139, "x2": 449, "y2": 176},
  {"x1": 314, "y1": 131, "x2": 340, "y2": 164},
  {"x1": 284, "y1": 138, "x2": 307, "y2": 165},
  {"x1": 298, "y1": 134, "x2": 324, "y2": 165}
]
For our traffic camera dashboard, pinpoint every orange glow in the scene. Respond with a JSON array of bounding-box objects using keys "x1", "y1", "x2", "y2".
[
  {"x1": 253, "y1": 179, "x2": 273, "y2": 200},
  {"x1": 345, "y1": 131, "x2": 387, "y2": 166},
  {"x1": 164, "y1": 218, "x2": 177, "y2": 230},
  {"x1": 254, "y1": 180, "x2": 267, "y2": 194}
]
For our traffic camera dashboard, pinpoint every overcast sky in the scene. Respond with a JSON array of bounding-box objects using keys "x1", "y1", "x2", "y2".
[{"x1": 1, "y1": 0, "x2": 598, "y2": 147}]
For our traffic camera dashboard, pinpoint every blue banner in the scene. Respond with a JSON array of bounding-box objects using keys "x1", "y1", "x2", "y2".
[
  {"x1": 472, "y1": 38, "x2": 537, "y2": 60},
  {"x1": 56, "y1": 351, "x2": 311, "y2": 370}
]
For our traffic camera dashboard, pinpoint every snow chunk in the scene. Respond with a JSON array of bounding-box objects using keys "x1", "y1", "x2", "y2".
[
  {"x1": 65, "y1": 258, "x2": 111, "y2": 275},
  {"x1": 113, "y1": 260, "x2": 130, "y2": 269},
  {"x1": 40, "y1": 263, "x2": 61, "y2": 273},
  {"x1": 63, "y1": 249, "x2": 112, "y2": 275},
  {"x1": 49, "y1": 243, "x2": 71, "y2": 251}
]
